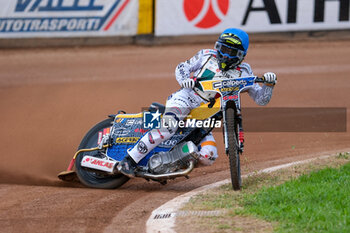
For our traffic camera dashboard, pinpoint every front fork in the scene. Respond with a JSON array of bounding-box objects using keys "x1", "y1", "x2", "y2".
[{"x1": 223, "y1": 110, "x2": 244, "y2": 154}]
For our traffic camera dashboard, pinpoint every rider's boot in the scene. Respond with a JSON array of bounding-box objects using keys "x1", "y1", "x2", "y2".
[{"x1": 118, "y1": 153, "x2": 138, "y2": 177}]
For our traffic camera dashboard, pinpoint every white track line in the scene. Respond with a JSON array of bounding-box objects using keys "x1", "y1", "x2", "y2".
[{"x1": 146, "y1": 153, "x2": 343, "y2": 233}]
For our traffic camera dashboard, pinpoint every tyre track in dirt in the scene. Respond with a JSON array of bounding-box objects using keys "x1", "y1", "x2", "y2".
[{"x1": 1, "y1": 40, "x2": 350, "y2": 232}]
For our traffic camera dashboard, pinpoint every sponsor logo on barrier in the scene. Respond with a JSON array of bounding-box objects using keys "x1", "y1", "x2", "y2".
[
  {"x1": 157, "y1": 0, "x2": 350, "y2": 35},
  {"x1": 183, "y1": 0, "x2": 229, "y2": 29},
  {"x1": 0, "y1": 0, "x2": 131, "y2": 33}
]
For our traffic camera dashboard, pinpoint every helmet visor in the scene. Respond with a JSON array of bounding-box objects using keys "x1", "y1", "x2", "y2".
[{"x1": 215, "y1": 42, "x2": 244, "y2": 59}]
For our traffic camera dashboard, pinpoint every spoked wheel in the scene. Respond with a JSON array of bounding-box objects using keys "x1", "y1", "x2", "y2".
[
  {"x1": 226, "y1": 108, "x2": 242, "y2": 190},
  {"x1": 75, "y1": 118, "x2": 129, "y2": 189}
]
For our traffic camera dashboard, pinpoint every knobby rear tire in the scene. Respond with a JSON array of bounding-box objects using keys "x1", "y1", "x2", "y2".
[
  {"x1": 75, "y1": 118, "x2": 129, "y2": 189},
  {"x1": 226, "y1": 108, "x2": 242, "y2": 191}
]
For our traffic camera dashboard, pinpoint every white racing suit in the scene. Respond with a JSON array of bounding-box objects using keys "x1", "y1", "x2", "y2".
[{"x1": 128, "y1": 49, "x2": 274, "y2": 166}]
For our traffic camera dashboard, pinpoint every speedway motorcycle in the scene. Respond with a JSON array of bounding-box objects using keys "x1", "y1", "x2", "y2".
[{"x1": 58, "y1": 76, "x2": 266, "y2": 190}]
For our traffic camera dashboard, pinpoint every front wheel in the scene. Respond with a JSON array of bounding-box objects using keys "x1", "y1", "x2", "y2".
[
  {"x1": 226, "y1": 108, "x2": 242, "y2": 190},
  {"x1": 75, "y1": 118, "x2": 129, "y2": 189}
]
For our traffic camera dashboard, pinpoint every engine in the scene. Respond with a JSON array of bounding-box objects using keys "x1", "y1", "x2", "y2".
[{"x1": 148, "y1": 141, "x2": 198, "y2": 174}]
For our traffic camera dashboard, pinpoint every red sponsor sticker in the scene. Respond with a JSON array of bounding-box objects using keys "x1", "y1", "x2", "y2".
[
  {"x1": 97, "y1": 131, "x2": 103, "y2": 144},
  {"x1": 183, "y1": 0, "x2": 229, "y2": 29},
  {"x1": 90, "y1": 159, "x2": 113, "y2": 169},
  {"x1": 148, "y1": 132, "x2": 155, "y2": 144},
  {"x1": 135, "y1": 128, "x2": 148, "y2": 134}
]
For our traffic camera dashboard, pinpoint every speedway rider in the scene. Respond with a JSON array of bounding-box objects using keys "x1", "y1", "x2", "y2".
[{"x1": 118, "y1": 28, "x2": 277, "y2": 177}]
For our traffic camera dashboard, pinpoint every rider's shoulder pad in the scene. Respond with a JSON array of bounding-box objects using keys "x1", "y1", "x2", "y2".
[{"x1": 239, "y1": 62, "x2": 253, "y2": 75}]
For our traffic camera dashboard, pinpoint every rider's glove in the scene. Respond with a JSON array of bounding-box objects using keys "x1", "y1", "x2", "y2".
[
  {"x1": 262, "y1": 72, "x2": 277, "y2": 85},
  {"x1": 180, "y1": 79, "x2": 195, "y2": 89}
]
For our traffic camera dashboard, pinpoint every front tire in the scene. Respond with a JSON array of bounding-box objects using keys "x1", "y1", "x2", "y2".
[
  {"x1": 226, "y1": 108, "x2": 242, "y2": 190},
  {"x1": 75, "y1": 118, "x2": 129, "y2": 189}
]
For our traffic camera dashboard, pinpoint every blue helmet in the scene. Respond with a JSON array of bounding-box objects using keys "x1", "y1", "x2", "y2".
[{"x1": 215, "y1": 28, "x2": 249, "y2": 71}]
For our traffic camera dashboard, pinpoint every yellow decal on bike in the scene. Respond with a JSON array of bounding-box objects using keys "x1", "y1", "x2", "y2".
[
  {"x1": 115, "y1": 137, "x2": 139, "y2": 144},
  {"x1": 199, "y1": 80, "x2": 222, "y2": 91},
  {"x1": 187, "y1": 98, "x2": 221, "y2": 120},
  {"x1": 116, "y1": 113, "x2": 143, "y2": 119}
]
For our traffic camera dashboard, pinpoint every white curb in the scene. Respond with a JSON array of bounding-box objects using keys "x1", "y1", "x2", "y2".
[{"x1": 146, "y1": 154, "x2": 336, "y2": 233}]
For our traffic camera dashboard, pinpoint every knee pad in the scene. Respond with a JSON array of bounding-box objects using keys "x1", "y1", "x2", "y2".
[{"x1": 198, "y1": 141, "x2": 218, "y2": 166}]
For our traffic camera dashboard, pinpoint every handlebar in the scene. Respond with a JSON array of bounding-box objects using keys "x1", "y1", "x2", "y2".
[
  {"x1": 254, "y1": 77, "x2": 265, "y2": 83},
  {"x1": 192, "y1": 76, "x2": 266, "y2": 85},
  {"x1": 192, "y1": 76, "x2": 266, "y2": 109}
]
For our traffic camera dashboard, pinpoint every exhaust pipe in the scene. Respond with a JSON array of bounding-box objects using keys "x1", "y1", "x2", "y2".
[{"x1": 140, "y1": 160, "x2": 195, "y2": 180}]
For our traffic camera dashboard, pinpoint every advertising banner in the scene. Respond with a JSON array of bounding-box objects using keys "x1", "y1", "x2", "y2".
[
  {"x1": 0, "y1": 0, "x2": 139, "y2": 38},
  {"x1": 156, "y1": 0, "x2": 350, "y2": 36}
]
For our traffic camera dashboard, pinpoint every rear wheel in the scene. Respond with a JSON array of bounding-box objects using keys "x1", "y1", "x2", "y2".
[
  {"x1": 75, "y1": 118, "x2": 129, "y2": 189},
  {"x1": 226, "y1": 108, "x2": 242, "y2": 190}
]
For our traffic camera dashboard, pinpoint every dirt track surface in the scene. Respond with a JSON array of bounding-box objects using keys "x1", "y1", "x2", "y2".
[{"x1": 1, "y1": 40, "x2": 350, "y2": 233}]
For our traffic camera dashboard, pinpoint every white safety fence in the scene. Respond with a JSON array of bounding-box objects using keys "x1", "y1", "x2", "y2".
[
  {"x1": 156, "y1": 0, "x2": 350, "y2": 36},
  {"x1": 0, "y1": 0, "x2": 138, "y2": 38}
]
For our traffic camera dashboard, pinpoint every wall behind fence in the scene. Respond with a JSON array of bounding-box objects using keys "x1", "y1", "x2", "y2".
[
  {"x1": 0, "y1": 0, "x2": 139, "y2": 38},
  {"x1": 0, "y1": 0, "x2": 349, "y2": 47}
]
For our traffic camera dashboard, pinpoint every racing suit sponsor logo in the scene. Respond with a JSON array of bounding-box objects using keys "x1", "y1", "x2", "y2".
[
  {"x1": 157, "y1": 129, "x2": 164, "y2": 139},
  {"x1": 177, "y1": 63, "x2": 187, "y2": 76},
  {"x1": 137, "y1": 141, "x2": 148, "y2": 154},
  {"x1": 148, "y1": 132, "x2": 155, "y2": 144}
]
